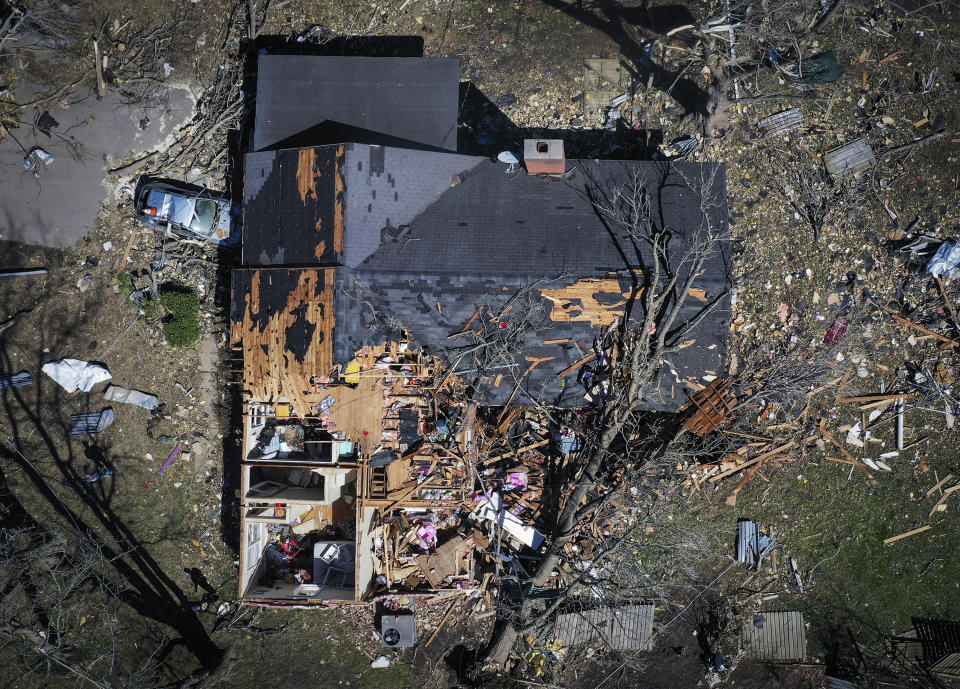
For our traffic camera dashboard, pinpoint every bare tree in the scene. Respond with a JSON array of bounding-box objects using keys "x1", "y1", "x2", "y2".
[
  {"x1": 773, "y1": 143, "x2": 846, "y2": 244},
  {"x1": 0, "y1": 525, "x2": 167, "y2": 689},
  {"x1": 479, "y1": 163, "x2": 731, "y2": 668}
]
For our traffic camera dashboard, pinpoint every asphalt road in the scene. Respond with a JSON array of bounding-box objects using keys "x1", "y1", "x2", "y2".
[{"x1": 0, "y1": 83, "x2": 193, "y2": 248}]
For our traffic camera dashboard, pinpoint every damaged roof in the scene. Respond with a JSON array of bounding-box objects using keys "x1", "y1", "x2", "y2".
[
  {"x1": 333, "y1": 266, "x2": 729, "y2": 411},
  {"x1": 243, "y1": 145, "x2": 344, "y2": 266},
  {"x1": 230, "y1": 267, "x2": 337, "y2": 418},
  {"x1": 352, "y1": 151, "x2": 727, "y2": 278},
  {"x1": 253, "y1": 55, "x2": 460, "y2": 153},
  {"x1": 238, "y1": 55, "x2": 731, "y2": 412},
  {"x1": 240, "y1": 143, "x2": 730, "y2": 410}
]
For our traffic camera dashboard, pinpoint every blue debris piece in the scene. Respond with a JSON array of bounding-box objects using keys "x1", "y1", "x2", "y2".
[
  {"x1": 736, "y1": 519, "x2": 775, "y2": 570},
  {"x1": 0, "y1": 371, "x2": 32, "y2": 390},
  {"x1": 70, "y1": 408, "x2": 115, "y2": 435}
]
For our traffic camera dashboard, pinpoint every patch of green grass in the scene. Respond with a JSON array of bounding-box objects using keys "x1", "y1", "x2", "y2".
[
  {"x1": 159, "y1": 285, "x2": 201, "y2": 347},
  {"x1": 116, "y1": 271, "x2": 135, "y2": 295}
]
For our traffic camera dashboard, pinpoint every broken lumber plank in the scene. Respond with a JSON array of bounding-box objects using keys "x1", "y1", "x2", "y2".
[
  {"x1": 929, "y1": 483, "x2": 960, "y2": 517},
  {"x1": 820, "y1": 422, "x2": 874, "y2": 479},
  {"x1": 426, "y1": 598, "x2": 460, "y2": 647},
  {"x1": 883, "y1": 525, "x2": 932, "y2": 545},
  {"x1": 723, "y1": 430, "x2": 773, "y2": 442},
  {"x1": 726, "y1": 455, "x2": 770, "y2": 506},
  {"x1": 925, "y1": 474, "x2": 954, "y2": 499},
  {"x1": 837, "y1": 393, "x2": 913, "y2": 403},
  {"x1": 451, "y1": 307, "x2": 483, "y2": 343},
  {"x1": 482, "y1": 439, "x2": 550, "y2": 465},
  {"x1": 557, "y1": 352, "x2": 595, "y2": 378},
  {"x1": 882, "y1": 306, "x2": 960, "y2": 347},
  {"x1": 709, "y1": 441, "x2": 795, "y2": 483},
  {"x1": 117, "y1": 229, "x2": 138, "y2": 269},
  {"x1": 542, "y1": 338, "x2": 571, "y2": 345},
  {"x1": 824, "y1": 456, "x2": 875, "y2": 478},
  {"x1": 380, "y1": 461, "x2": 437, "y2": 512},
  {"x1": 834, "y1": 369, "x2": 852, "y2": 404},
  {"x1": 496, "y1": 406, "x2": 523, "y2": 434}
]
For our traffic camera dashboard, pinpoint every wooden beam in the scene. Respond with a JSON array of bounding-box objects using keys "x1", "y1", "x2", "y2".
[
  {"x1": 482, "y1": 438, "x2": 550, "y2": 465},
  {"x1": 709, "y1": 441, "x2": 795, "y2": 483},
  {"x1": 93, "y1": 39, "x2": 105, "y2": 99},
  {"x1": 379, "y1": 461, "x2": 437, "y2": 512},
  {"x1": 883, "y1": 525, "x2": 931, "y2": 545},
  {"x1": 557, "y1": 352, "x2": 595, "y2": 378},
  {"x1": 820, "y1": 420, "x2": 874, "y2": 479},
  {"x1": 929, "y1": 483, "x2": 960, "y2": 517},
  {"x1": 837, "y1": 393, "x2": 913, "y2": 403},
  {"x1": 925, "y1": 474, "x2": 954, "y2": 499},
  {"x1": 426, "y1": 598, "x2": 460, "y2": 647},
  {"x1": 451, "y1": 307, "x2": 483, "y2": 343},
  {"x1": 882, "y1": 305, "x2": 960, "y2": 347}
]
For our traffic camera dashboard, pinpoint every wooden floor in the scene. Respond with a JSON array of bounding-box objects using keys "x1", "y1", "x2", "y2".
[{"x1": 326, "y1": 377, "x2": 385, "y2": 456}]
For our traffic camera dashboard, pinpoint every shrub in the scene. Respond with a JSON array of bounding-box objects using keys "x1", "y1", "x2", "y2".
[{"x1": 159, "y1": 286, "x2": 201, "y2": 347}]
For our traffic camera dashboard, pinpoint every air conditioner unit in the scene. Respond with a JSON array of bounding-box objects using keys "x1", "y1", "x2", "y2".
[{"x1": 380, "y1": 612, "x2": 416, "y2": 648}]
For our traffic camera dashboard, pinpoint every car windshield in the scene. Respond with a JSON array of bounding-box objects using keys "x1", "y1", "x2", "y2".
[{"x1": 189, "y1": 199, "x2": 218, "y2": 234}]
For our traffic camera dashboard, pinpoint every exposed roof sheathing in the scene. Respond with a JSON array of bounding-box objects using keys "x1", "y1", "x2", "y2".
[
  {"x1": 231, "y1": 268, "x2": 336, "y2": 418},
  {"x1": 243, "y1": 145, "x2": 344, "y2": 266},
  {"x1": 253, "y1": 56, "x2": 459, "y2": 152}
]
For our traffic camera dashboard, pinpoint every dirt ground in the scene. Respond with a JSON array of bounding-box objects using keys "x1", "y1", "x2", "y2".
[{"x1": 2, "y1": 0, "x2": 960, "y2": 688}]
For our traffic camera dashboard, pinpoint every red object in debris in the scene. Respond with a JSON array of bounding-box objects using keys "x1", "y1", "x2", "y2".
[
  {"x1": 499, "y1": 321, "x2": 508, "y2": 329},
  {"x1": 823, "y1": 317, "x2": 849, "y2": 346},
  {"x1": 144, "y1": 207, "x2": 157, "y2": 216}
]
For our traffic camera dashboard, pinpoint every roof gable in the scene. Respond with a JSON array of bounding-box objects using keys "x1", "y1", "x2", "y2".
[{"x1": 253, "y1": 55, "x2": 460, "y2": 152}]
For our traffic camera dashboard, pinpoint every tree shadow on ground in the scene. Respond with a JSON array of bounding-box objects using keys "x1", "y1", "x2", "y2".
[
  {"x1": 538, "y1": 0, "x2": 711, "y2": 120},
  {"x1": 0, "y1": 279, "x2": 224, "y2": 677}
]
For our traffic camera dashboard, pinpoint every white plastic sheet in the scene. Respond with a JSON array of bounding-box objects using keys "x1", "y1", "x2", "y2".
[
  {"x1": 927, "y1": 241, "x2": 960, "y2": 278},
  {"x1": 41, "y1": 359, "x2": 112, "y2": 392},
  {"x1": 103, "y1": 385, "x2": 159, "y2": 410}
]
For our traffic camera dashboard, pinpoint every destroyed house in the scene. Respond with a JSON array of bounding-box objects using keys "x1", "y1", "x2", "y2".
[{"x1": 232, "y1": 55, "x2": 731, "y2": 605}]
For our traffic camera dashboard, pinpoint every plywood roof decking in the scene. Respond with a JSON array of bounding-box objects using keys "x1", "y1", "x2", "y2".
[
  {"x1": 540, "y1": 276, "x2": 634, "y2": 327},
  {"x1": 231, "y1": 268, "x2": 336, "y2": 419},
  {"x1": 742, "y1": 611, "x2": 807, "y2": 661}
]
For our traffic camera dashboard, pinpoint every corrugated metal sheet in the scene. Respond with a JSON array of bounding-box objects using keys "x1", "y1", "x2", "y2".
[
  {"x1": 931, "y1": 652, "x2": 960, "y2": 677},
  {"x1": 824, "y1": 139, "x2": 876, "y2": 176},
  {"x1": 736, "y1": 520, "x2": 774, "y2": 569},
  {"x1": 0, "y1": 371, "x2": 32, "y2": 389},
  {"x1": 554, "y1": 604, "x2": 654, "y2": 651},
  {"x1": 742, "y1": 611, "x2": 806, "y2": 661},
  {"x1": 758, "y1": 109, "x2": 804, "y2": 139}
]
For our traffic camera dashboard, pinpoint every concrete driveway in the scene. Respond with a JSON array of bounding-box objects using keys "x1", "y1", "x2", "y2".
[{"x1": 0, "y1": 83, "x2": 193, "y2": 248}]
